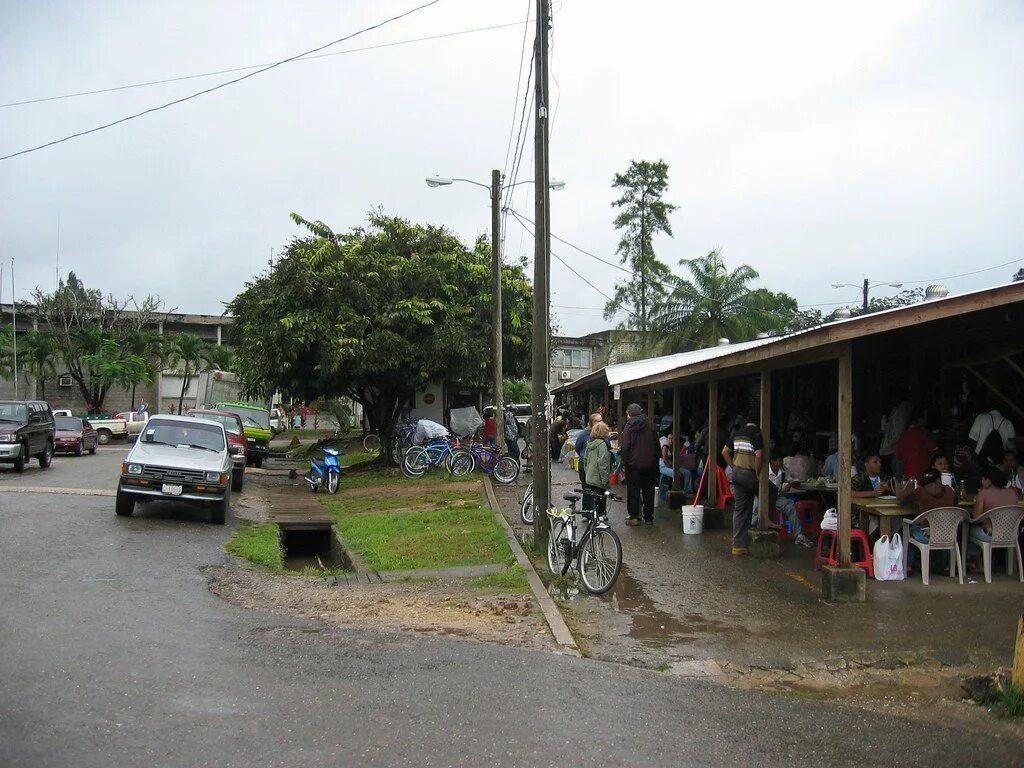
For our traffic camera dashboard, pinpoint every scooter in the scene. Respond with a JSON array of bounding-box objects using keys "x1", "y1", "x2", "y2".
[{"x1": 303, "y1": 447, "x2": 342, "y2": 494}]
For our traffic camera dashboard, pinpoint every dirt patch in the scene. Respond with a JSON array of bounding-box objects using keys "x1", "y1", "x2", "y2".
[
  {"x1": 233, "y1": 486, "x2": 272, "y2": 523},
  {"x1": 207, "y1": 565, "x2": 554, "y2": 651}
]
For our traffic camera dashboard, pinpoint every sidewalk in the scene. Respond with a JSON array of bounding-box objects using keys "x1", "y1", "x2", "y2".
[{"x1": 490, "y1": 459, "x2": 1022, "y2": 702}]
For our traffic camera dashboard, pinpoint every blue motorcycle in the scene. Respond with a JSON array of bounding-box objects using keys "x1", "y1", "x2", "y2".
[{"x1": 303, "y1": 447, "x2": 342, "y2": 494}]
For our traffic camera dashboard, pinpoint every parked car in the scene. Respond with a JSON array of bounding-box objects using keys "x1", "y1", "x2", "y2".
[
  {"x1": 116, "y1": 414, "x2": 235, "y2": 524},
  {"x1": 0, "y1": 400, "x2": 56, "y2": 473},
  {"x1": 53, "y1": 415, "x2": 99, "y2": 456},
  {"x1": 89, "y1": 414, "x2": 129, "y2": 445},
  {"x1": 214, "y1": 402, "x2": 272, "y2": 468},
  {"x1": 185, "y1": 409, "x2": 246, "y2": 492},
  {"x1": 51, "y1": 408, "x2": 73, "y2": 418},
  {"x1": 114, "y1": 411, "x2": 151, "y2": 437}
]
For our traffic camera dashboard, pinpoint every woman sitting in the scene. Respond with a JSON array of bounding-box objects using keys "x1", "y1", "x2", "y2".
[
  {"x1": 898, "y1": 468, "x2": 955, "y2": 572},
  {"x1": 970, "y1": 466, "x2": 1019, "y2": 543}
]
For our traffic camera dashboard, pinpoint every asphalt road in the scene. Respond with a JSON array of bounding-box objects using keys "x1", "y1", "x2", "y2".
[{"x1": 1, "y1": 449, "x2": 1021, "y2": 767}]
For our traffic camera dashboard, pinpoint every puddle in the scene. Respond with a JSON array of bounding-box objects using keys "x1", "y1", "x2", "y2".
[{"x1": 604, "y1": 565, "x2": 695, "y2": 647}]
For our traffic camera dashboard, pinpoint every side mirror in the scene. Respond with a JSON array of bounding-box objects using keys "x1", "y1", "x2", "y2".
[{"x1": 229, "y1": 446, "x2": 241, "y2": 455}]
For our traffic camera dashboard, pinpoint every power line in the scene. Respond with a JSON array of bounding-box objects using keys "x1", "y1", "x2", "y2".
[
  {"x1": 0, "y1": 0, "x2": 443, "y2": 161},
  {"x1": 500, "y1": 0, "x2": 533, "y2": 180},
  {"x1": 1, "y1": 17, "x2": 523, "y2": 110},
  {"x1": 507, "y1": 208, "x2": 630, "y2": 273},
  {"x1": 896, "y1": 258, "x2": 1024, "y2": 285}
]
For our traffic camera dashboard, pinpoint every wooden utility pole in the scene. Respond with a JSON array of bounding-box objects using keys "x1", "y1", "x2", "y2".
[
  {"x1": 708, "y1": 379, "x2": 718, "y2": 508},
  {"x1": 1013, "y1": 615, "x2": 1024, "y2": 689},
  {"x1": 837, "y1": 347, "x2": 853, "y2": 567},
  {"x1": 758, "y1": 371, "x2": 771, "y2": 529},
  {"x1": 531, "y1": 0, "x2": 552, "y2": 538},
  {"x1": 490, "y1": 169, "x2": 505, "y2": 450}
]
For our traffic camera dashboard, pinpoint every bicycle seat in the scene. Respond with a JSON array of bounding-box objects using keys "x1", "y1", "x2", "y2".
[{"x1": 562, "y1": 492, "x2": 581, "y2": 503}]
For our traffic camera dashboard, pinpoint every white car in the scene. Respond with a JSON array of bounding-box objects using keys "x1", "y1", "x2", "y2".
[{"x1": 116, "y1": 414, "x2": 237, "y2": 524}]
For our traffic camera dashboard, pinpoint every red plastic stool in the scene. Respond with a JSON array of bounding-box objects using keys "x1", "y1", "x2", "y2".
[
  {"x1": 795, "y1": 500, "x2": 823, "y2": 537},
  {"x1": 814, "y1": 529, "x2": 874, "y2": 577},
  {"x1": 769, "y1": 507, "x2": 791, "y2": 543}
]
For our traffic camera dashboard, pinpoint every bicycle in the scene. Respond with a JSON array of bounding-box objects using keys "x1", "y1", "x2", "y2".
[
  {"x1": 546, "y1": 488, "x2": 623, "y2": 595},
  {"x1": 449, "y1": 440, "x2": 520, "y2": 484},
  {"x1": 520, "y1": 482, "x2": 534, "y2": 524},
  {"x1": 402, "y1": 437, "x2": 459, "y2": 478}
]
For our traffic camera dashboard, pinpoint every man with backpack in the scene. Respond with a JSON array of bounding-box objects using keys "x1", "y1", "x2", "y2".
[
  {"x1": 619, "y1": 403, "x2": 661, "y2": 525},
  {"x1": 969, "y1": 408, "x2": 1015, "y2": 467}
]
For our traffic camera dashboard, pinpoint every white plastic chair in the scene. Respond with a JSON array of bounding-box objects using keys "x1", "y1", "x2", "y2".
[
  {"x1": 968, "y1": 505, "x2": 1024, "y2": 584},
  {"x1": 902, "y1": 507, "x2": 967, "y2": 586}
]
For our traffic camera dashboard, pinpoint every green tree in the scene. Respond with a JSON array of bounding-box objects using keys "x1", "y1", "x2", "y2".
[
  {"x1": 205, "y1": 344, "x2": 236, "y2": 372},
  {"x1": 503, "y1": 378, "x2": 530, "y2": 404},
  {"x1": 170, "y1": 333, "x2": 214, "y2": 414},
  {"x1": 855, "y1": 288, "x2": 925, "y2": 315},
  {"x1": 81, "y1": 338, "x2": 151, "y2": 414},
  {"x1": 19, "y1": 330, "x2": 60, "y2": 400},
  {"x1": 228, "y1": 212, "x2": 533, "y2": 462},
  {"x1": 0, "y1": 326, "x2": 15, "y2": 380},
  {"x1": 653, "y1": 250, "x2": 799, "y2": 352},
  {"x1": 604, "y1": 159, "x2": 678, "y2": 349},
  {"x1": 30, "y1": 272, "x2": 166, "y2": 411}
]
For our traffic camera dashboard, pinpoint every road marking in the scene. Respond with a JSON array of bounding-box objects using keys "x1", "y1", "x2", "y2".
[
  {"x1": 785, "y1": 570, "x2": 820, "y2": 592},
  {"x1": 0, "y1": 486, "x2": 116, "y2": 497}
]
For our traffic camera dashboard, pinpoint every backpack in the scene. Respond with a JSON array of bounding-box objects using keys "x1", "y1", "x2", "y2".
[
  {"x1": 503, "y1": 411, "x2": 521, "y2": 442},
  {"x1": 977, "y1": 414, "x2": 1006, "y2": 466}
]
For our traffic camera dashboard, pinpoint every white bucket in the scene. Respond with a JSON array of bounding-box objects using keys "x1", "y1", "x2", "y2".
[{"x1": 681, "y1": 505, "x2": 704, "y2": 535}]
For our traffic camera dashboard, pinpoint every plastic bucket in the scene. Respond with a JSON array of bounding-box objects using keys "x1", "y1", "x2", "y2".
[{"x1": 681, "y1": 505, "x2": 704, "y2": 535}]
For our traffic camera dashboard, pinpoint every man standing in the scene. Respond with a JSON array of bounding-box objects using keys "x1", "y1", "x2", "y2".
[
  {"x1": 619, "y1": 403, "x2": 660, "y2": 526},
  {"x1": 137, "y1": 399, "x2": 148, "y2": 414},
  {"x1": 722, "y1": 415, "x2": 764, "y2": 556}
]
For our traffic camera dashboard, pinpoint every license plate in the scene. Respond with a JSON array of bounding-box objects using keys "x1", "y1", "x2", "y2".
[{"x1": 161, "y1": 483, "x2": 183, "y2": 496}]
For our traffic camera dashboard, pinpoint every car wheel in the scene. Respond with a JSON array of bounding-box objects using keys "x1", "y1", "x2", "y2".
[
  {"x1": 75, "y1": 439, "x2": 84, "y2": 457},
  {"x1": 231, "y1": 467, "x2": 244, "y2": 493},
  {"x1": 210, "y1": 488, "x2": 230, "y2": 525},
  {"x1": 37, "y1": 442, "x2": 54, "y2": 469},
  {"x1": 115, "y1": 488, "x2": 135, "y2": 517},
  {"x1": 88, "y1": 440, "x2": 97, "y2": 455},
  {"x1": 13, "y1": 444, "x2": 25, "y2": 473},
  {"x1": 96, "y1": 429, "x2": 111, "y2": 445}
]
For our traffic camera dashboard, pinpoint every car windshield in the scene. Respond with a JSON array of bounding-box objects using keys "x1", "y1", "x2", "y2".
[
  {"x1": 217, "y1": 406, "x2": 270, "y2": 430},
  {"x1": 186, "y1": 411, "x2": 241, "y2": 435},
  {"x1": 141, "y1": 419, "x2": 225, "y2": 452},
  {"x1": 55, "y1": 416, "x2": 84, "y2": 431},
  {"x1": 0, "y1": 403, "x2": 29, "y2": 423}
]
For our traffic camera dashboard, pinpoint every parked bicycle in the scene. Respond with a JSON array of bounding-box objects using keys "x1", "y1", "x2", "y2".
[
  {"x1": 520, "y1": 482, "x2": 534, "y2": 524},
  {"x1": 402, "y1": 437, "x2": 459, "y2": 478},
  {"x1": 547, "y1": 487, "x2": 623, "y2": 595},
  {"x1": 449, "y1": 441, "x2": 520, "y2": 484}
]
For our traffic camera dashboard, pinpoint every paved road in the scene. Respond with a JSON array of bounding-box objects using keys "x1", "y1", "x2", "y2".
[{"x1": 1, "y1": 451, "x2": 1021, "y2": 767}]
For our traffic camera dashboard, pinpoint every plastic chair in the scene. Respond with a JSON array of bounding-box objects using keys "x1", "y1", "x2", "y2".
[
  {"x1": 814, "y1": 529, "x2": 874, "y2": 577},
  {"x1": 795, "y1": 500, "x2": 822, "y2": 537},
  {"x1": 901, "y1": 507, "x2": 967, "y2": 586},
  {"x1": 715, "y1": 466, "x2": 734, "y2": 510},
  {"x1": 968, "y1": 505, "x2": 1024, "y2": 584}
]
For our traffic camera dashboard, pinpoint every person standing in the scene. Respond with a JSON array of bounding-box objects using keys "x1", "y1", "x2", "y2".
[
  {"x1": 894, "y1": 409, "x2": 937, "y2": 482},
  {"x1": 722, "y1": 415, "x2": 764, "y2": 556},
  {"x1": 137, "y1": 399, "x2": 148, "y2": 414},
  {"x1": 584, "y1": 422, "x2": 613, "y2": 520},
  {"x1": 574, "y1": 413, "x2": 604, "y2": 488},
  {"x1": 619, "y1": 403, "x2": 660, "y2": 526}
]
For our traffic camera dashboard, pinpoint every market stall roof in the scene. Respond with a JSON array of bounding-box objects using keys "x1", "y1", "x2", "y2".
[{"x1": 553, "y1": 282, "x2": 1024, "y2": 395}]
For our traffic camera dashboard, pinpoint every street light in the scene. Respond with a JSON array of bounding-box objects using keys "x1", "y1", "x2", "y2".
[
  {"x1": 426, "y1": 172, "x2": 564, "y2": 450},
  {"x1": 832, "y1": 279, "x2": 903, "y2": 311}
]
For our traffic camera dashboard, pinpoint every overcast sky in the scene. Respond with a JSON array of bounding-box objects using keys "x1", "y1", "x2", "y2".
[{"x1": 2, "y1": 1, "x2": 1022, "y2": 336}]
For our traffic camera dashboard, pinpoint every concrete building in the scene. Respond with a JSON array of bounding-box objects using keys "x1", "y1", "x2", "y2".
[{"x1": 548, "y1": 329, "x2": 642, "y2": 390}]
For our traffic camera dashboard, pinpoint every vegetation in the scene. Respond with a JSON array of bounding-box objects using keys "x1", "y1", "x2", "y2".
[
  {"x1": 503, "y1": 378, "x2": 530, "y2": 404},
  {"x1": 468, "y1": 565, "x2": 530, "y2": 593},
  {"x1": 228, "y1": 212, "x2": 533, "y2": 463},
  {"x1": 604, "y1": 159, "x2": 677, "y2": 351},
  {"x1": 169, "y1": 333, "x2": 214, "y2": 413},
  {"x1": 19, "y1": 330, "x2": 60, "y2": 400},
  {"x1": 224, "y1": 523, "x2": 284, "y2": 570}
]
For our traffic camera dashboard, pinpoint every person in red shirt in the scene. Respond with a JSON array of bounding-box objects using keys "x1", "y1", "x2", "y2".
[
  {"x1": 895, "y1": 408, "x2": 937, "y2": 482},
  {"x1": 482, "y1": 408, "x2": 497, "y2": 446}
]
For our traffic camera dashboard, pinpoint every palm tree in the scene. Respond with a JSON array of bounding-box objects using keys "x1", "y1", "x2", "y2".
[
  {"x1": 170, "y1": 334, "x2": 213, "y2": 414},
  {"x1": 20, "y1": 331, "x2": 60, "y2": 400},
  {"x1": 125, "y1": 331, "x2": 168, "y2": 409},
  {"x1": 205, "y1": 344, "x2": 236, "y2": 372},
  {"x1": 652, "y1": 250, "x2": 791, "y2": 352},
  {"x1": 0, "y1": 326, "x2": 17, "y2": 380}
]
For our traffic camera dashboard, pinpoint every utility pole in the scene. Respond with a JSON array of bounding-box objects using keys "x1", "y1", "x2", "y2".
[
  {"x1": 862, "y1": 278, "x2": 869, "y2": 311},
  {"x1": 11, "y1": 258, "x2": 18, "y2": 400},
  {"x1": 490, "y1": 169, "x2": 505, "y2": 451},
  {"x1": 531, "y1": 0, "x2": 552, "y2": 540}
]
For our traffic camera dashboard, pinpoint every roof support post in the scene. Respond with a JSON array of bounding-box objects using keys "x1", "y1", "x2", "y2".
[
  {"x1": 708, "y1": 379, "x2": 718, "y2": 508},
  {"x1": 757, "y1": 370, "x2": 772, "y2": 529},
  {"x1": 671, "y1": 386, "x2": 681, "y2": 492},
  {"x1": 837, "y1": 345, "x2": 853, "y2": 567}
]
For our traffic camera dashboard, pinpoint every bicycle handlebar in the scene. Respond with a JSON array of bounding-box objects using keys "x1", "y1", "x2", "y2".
[{"x1": 573, "y1": 487, "x2": 623, "y2": 502}]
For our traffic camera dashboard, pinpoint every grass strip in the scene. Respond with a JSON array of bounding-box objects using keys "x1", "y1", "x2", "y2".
[
  {"x1": 468, "y1": 565, "x2": 530, "y2": 593},
  {"x1": 224, "y1": 522, "x2": 284, "y2": 571}
]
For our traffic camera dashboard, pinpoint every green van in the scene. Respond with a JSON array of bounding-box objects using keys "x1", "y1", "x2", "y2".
[{"x1": 214, "y1": 402, "x2": 272, "y2": 467}]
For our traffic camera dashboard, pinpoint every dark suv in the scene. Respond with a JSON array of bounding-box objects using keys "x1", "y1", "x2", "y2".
[{"x1": 0, "y1": 400, "x2": 56, "y2": 473}]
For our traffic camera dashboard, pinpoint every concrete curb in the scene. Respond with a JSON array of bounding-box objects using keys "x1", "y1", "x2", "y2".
[
  {"x1": 483, "y1": 476, "x2": 579, "y2": 654},
  {"x1": 0, "y1": 486, "x2": 116, "y2": 497}
]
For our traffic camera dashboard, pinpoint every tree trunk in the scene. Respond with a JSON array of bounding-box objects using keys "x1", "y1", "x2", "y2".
[
  {"x1": 361, "y1": 389, "x2": 403, "y2": 466},
  {"x1": 131, "y1": 383, "x2": 137, "y2": 410},
  {"x1": 178, "y1": 367, "x2": 190, "y2": 415}
]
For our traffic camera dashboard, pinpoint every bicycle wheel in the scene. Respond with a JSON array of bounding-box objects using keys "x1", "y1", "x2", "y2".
[
  {"x1": 363, "y1": 433, "x2": 381, "y2": 453},
  {"x1": 578, "y1": 527, "x2": 622, "y2": 595},
  {"x1": 402, "y1": 446, "x2": 428, "y2": 478},
  {"x1": 520, "y1": 485, "x2": 534, "y2": 525},
  {"x1": 449, "y1": 448, "x2": 475, "y2": 477},
  {"x1": 491, "y1": 456, "x2": 520, "y2": 484},
  {"x1": 390, "y1": 439, "x2": 406, "y2": 466},
  {"x1": 547, "y1": 518, "x2": 569, "y2": 576}
]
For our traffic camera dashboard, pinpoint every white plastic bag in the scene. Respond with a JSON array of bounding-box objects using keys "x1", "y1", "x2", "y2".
[
  {"x1": 873, "y1": 533, "x2": 906, "y2": 581},
  {"x1": 820, "y1": 508, "x2": 838, "y2": 530},
  {"x1": 414, "y1": 419, "x2": 449, "y2": 444}
]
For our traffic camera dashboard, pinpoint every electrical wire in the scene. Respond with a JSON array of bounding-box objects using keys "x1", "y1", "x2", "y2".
[
  {"x1": 500, "y1": 0, "x2": 533, "y2": 180},
  {"x1": 0, "y1": 0, "x2": 443, "y2": 161},
  {"x1": 895, "y1": 258, "x2": 1024, "y2": 285}
]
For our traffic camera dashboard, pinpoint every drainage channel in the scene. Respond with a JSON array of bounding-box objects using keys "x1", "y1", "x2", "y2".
[{"x1": 279, "y1": 523, "x2": 351, "y2": 572}]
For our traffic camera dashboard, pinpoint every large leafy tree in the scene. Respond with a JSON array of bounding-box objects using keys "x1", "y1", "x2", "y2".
[
  {"x1": 653, "y1": 250, "x2": 798, "y2": 352},
  {"x1": 604, "y1": 159, "x2": 678, "y2": 349},
  {"x1": 30, "y1": 272, "x2": 166, "y2": 410},
  {"x1": 228, "y1": 212, "x2": 533, "y2": 462},
  {"x1": 81, "y1": 338, "x2": 151, "y2": 413},
  {"x1": 170, "y1": 333, "x2": 214, "y2": 414},
  {"x1": 20, "y1": 330, "x2": 60, "y2": 400}
]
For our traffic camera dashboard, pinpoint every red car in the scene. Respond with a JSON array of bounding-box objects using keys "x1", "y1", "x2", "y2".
[
  {"x1": 185, "y1": 409, "x2": 246, "y2": 492},
  {"x1": 54, "y1": 415, "x2": 99, "y2": 456}
]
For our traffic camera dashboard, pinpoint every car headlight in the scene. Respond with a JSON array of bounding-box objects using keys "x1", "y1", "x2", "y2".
[
  {"x1": 0, "y1": 434, "x2": 16, "y2": 443},
  {"x1": 128, "y1": 463, "x2": 143, "y2": 475},
  {"x1": 205, "y1": 471, "x2": 221, "y2": 482}
]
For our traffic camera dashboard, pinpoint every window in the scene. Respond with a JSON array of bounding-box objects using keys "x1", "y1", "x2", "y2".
[
  {"x1": 552, "y1": 349, "x2": 565, "y2": 367},
  {"x1": 570, "y1": 349, "x2": 591, "y2": 368}
]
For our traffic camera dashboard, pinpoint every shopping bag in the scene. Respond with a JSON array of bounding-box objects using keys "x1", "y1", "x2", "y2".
[
  {"x1": 820, "y1": 508, "x2": 838, "y2": 530},
  {"x1": 873, "y1": 533, "x2": 905, "y2": 581}
]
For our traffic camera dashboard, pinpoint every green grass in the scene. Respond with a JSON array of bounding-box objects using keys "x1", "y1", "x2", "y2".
[
  {"x1": 1001, "y1": 684, "x2": 1024, "y2": 717},
  {"x1": 468, "y1": 565, "x2": 530, "y2": 593},
  {"x1": 340, "y1": 467, "x2": 476, "y2": 490},
  {"x1": 329, "y1": 489, "x2": 480, "y2": 516},
  {"x1": 224, "y1": 523, "x2": 284, "y2": 571},
  {"x1": 341, "y1": 450, "x2": 376, "y2": 466}
]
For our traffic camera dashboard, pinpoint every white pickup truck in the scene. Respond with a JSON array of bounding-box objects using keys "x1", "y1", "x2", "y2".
[{"x1": 115, "y1": 411, "x2": 151, "y2": 437}]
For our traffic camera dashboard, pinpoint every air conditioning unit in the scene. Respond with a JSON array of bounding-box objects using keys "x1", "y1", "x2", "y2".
[
  {"x1": 559, "y1": 370, "x2": 571, "y2": 381},
  {"x1": 58, "y1": 375, "x2": 73, "y2": 388}
]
